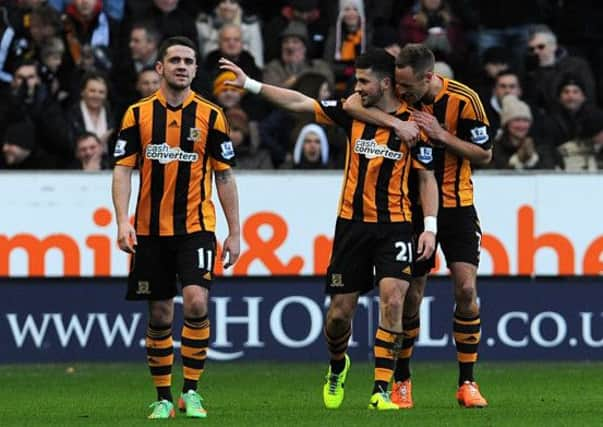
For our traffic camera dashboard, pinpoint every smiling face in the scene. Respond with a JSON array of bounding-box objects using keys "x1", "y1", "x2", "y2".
[
  {"x1": 395, "y1": 65, "x2": 432, "y2": 104},
  {"x1": 156, "y1": 45, "x2": 197, "y2": 91},
  {"x1": 354, "y1": 67, "x2": 385, "y2": 107},
  {"x1": 81, "y1": 78, "x2": 107, "y2": 111}
]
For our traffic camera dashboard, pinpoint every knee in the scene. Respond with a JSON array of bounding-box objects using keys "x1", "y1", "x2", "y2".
[
  {"x1": 185, "y1": 296, "x2": 208, "y2": 318},
  {"x1": 382, "y1": 296, "x2": 404, "y2": 319},
  {"x1": 149, "y1": 304, "x2": 172, "y2": 326},
  {"x1": 455, "y1": 285, "x2": 476, "y2": 306},
  {"x1": 405, "y1": 286, "x2": 424, "y2": 311},
  {"x1": 327, "y1": 306, "x2": 353, "y2": 332}
]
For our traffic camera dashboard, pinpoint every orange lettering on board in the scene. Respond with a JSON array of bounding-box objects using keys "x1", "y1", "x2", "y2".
[
  {"x1": 518, "y1": 205, "x2": 575, "y2": 275},
  {"x1": 86, "y1": 208, "x2": 113, "y2": 275},
  {"x1": 234, "y1": 212, "x2": 304, "y2": 275},
  {"x1": 481, "y1": 234, "x2": 510, "y2": 274},
  {"x1": 313, "y1": 235, "x2": 333, "y2": 274},
  {"x1": 0, "y1": 234, "x2": 80, "y2": 276},
  {"x1": 583, "y1": 236, "x2": 603, "y2": 275}
]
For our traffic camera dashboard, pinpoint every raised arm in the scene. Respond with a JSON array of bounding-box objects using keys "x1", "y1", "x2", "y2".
[
  {"x1": 343, "y1": 92, "x2": 419, "y2": 144},
  {"x1": 416, "y1": 169, "x2": 438, "y2": 261},
  {"x1": 219, "y1": 58, "x2": 316, "y2": 113},
  {"x1": 112, "y1": 165, "x2": 137, "y2": 253},
  {"x1": 215, "y1": 168, "x2": 240, "y2": 269}
]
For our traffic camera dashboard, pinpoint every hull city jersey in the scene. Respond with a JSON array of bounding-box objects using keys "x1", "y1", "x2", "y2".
[
  {"x1": 313, "y1": 99, "x2": 433, "y2": 223},
  {"x1": 114, "y1": 90, "x2": 236, "y2": 236},
  {"x1": 411, "y1": 77, "x2": 491, "y2": 208}
]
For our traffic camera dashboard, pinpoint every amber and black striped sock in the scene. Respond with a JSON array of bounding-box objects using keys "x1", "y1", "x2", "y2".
[
  {"x1": 324, "y1": 325, "x2": 352, "y2": 374},
  {"x1": 394, "y1": 315, "x2": 420, "y2": 382},
  {"x1": 453, "y1": 313, "x2": 481, "y2": 386},
  {"x1": 146, "y1": 323, "x2": 174, "y2": 402},
  {"x1": 373, "y1": 326, "x2": 401, "y2": 394},
  {"x1": 181, "y1": 316, "x2": 209, "y2": 393}
]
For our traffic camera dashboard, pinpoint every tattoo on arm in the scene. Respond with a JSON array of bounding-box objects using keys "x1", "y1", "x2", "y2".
[{"x1": 215, "y1": 169, "x2": 233, "y2": 184}]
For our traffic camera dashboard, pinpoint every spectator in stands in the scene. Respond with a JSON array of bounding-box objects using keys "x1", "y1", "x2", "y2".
[
  {"x1": 471, "y1": 0, "x2": 551, "y2": 70},
  {"x1": 553, "y1": 0, "x2": 603, "y2": 104},
  {"x1": 263, "y1": 20, "x2": 334, "y2": 89},
  {"x1": 61, "y1": 0, "x2": 118, "y2": 73},
  {"x1": 66, "y1": 71, "x2": 115, "y2": 157},
  {"x1": 399, "y1": 0, "x2": 464, "y2": 67},
  {"x1": 323, "y1": 0, "x2": 368, "y2": 96},
  {"x1": 491, "y1": 95, "x2": 542, "y2": 170},
  {"x1": 203, "y1": 24, "x2": 262, "y2": 81},
  {"x1": 286, "y1": 123, "x2": 331, "y2": 169},
  {"x1": 0, "y1": 60, "x2": 70, "y2": 167},
  {"x1": 71, "y1": 131, "x2": 108, "y2": 170},
  {"x1": 259, "y1": 71, "x2": 345, "y2": 168},
  {"x1": 136, "y1": 66, "x2": 160, "y2": 98},
  {"x1": 112, "y1": 21, "x2": 160, "y2": 115},
  {"x1": 26, "y1": 4, "x2": 63, "y2": 60},
  {"x1": 38, "y1": 36, "x2": 69, "y2": 104},
  {"x1": 1, "y1": 119, "x2": 54, "y2": 169},
  {"x1": 524, "y1": 25, "x2": 596, "y2": 115},
  {"x1": 484, "y1": 70, "x2": 522, "y2": 136},
  {"x1": 48, "y1": 0, "x2": 124, "y2": 21},
  {"x1": 132, "y1": 0, "x2": 198, "y2": 48},
  {"x1": 545, "y1": 75, "x2": 603, "y2": 171},
  {"x1": 197, "y1": 0, "x2": 264, "y2": 67},
  {"x1": 472, "y1": 46, "x2": 511, "y2": 103},
  {"x1": 263, "y1": 0, "x2": 330, "y2": 61},
  {"x1": 225, "y1": 107, "x2": 273, "y2": 169}
]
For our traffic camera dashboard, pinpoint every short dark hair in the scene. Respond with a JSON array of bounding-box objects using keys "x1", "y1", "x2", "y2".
[
  {"x1": 354, "y1": 48, "x2": 395, "y2": 86},
  {"x1": 495, "y1": 69, "x2": 520, "y2": 82},
  {"x1": 80, "y1": 70, "x2": 107, "y2": 91},
  {"x1": 131, "y1": 21, "x2": 162, "y2": 45},
  {"x1": 396, "y1": 44, "x2": 435, "y2": 77},
  {"x1": 157, "y1": 36, "x2": 198, "y2": 63},
  {"x1": 75, "y1": 131, "x2": 101, "y2": 145}
]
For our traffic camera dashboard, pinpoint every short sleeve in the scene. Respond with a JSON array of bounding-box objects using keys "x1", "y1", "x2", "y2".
[
  {"x1": 457, "y1": 98, "x2": 492, "y2": 150},
  {"x1": 411, "y1": 141, "x2": 435, "y2": 170},
  {"x1": 207, "y1": 109, "x2": 236, "y2": 166},
  {"x1": 313, "y1": 99, "x2": 353, "y2": 130},
  {"x1": 113, "y1": 107, "x2": 140, "y2": 167}
]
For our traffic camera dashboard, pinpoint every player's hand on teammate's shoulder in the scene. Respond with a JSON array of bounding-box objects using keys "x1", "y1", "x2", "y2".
[
  {"x1": 117, "y1": 221, "x2": 137, "y2": 254},
  {"x1": 218, "y1": 58, "x2": 247, "y2": 88},
  {"x1": 411, "y1": 111, "x2": 445, "y2": 141},
  {"x1": 416, "y1": 230, "x2": 436, "y2": 261},
  {"x1": 394, "y1": 119, "x2": 420, "y2": 147}
]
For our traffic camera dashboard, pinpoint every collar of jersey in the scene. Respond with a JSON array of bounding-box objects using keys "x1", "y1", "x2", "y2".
[{"x1": 155, "y1": 89, "x2": 196, "y2": 111}]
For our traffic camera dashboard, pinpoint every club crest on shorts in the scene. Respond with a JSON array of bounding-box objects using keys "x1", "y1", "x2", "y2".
[
  {"x1": 136, "y1": 281, "x2": 151, "y2": 295},
  {"x1": 187, "y1": 127, "x2": 202, "y2": 142},
  {"x1": 330, "y1": 273, "x2": 344, "y2": 287}
]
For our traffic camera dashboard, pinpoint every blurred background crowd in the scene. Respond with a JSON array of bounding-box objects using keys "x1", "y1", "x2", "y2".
[{"x1": 0, "y1": 0, "x2": 602, "y2": 171}]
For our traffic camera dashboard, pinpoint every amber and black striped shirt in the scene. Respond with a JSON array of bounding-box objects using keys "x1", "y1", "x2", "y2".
[
  {"x1": 412, "y1": 77, "x2": 490, "y2": 208},
  {"x1": 113, "y1": 90, "x2": 235, "y2": 236},
  {"x1": 314, "y1": 99, "x2": 433, "y2": 223}
]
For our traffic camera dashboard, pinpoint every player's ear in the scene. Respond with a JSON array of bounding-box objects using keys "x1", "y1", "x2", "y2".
[
  {"x1": 424, "y1": 70, "x2": 434, "y2": 83},
  {"x1": 155, "y1": 60, "x2": 163, "y2": 76}
]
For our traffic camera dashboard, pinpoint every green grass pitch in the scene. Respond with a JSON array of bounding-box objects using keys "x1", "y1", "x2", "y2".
[{"x1": 1, "y1": 361, "x2": 601, "y2": 426}]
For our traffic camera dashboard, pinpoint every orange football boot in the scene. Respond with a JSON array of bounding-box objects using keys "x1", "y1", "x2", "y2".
[
  {"x1": 391, "y1": 379, "x2": 414, "y2": 409},
  {"x1": 456, "y1": 381, "x2": 488, "y2": 408}
]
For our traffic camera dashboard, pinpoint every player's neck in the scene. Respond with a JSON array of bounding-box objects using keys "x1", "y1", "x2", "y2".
[
  {"x1": 428, "y1": 74, "x2": 443, "y2": 100},
  {"x1": 376, "y1": 91, "x2": 401, "y2": 114},
  {"x1": 160, "y1": 85, "x2": 191, "y2": 107}
]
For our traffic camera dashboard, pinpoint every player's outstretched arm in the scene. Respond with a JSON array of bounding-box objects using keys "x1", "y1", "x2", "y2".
[
  {"x1": 343, "y1": 93, "x2": 419, "y2": 144},
  {"x1": 112, "y1": 165, "x2": 137, "y2": 253},
  {"x1": 215, "y1": 168, "x2": 240, "y2": 269},
  {"x1": 219, "y1": 58, "x2": 316, "y2": 113},
  {"x1": 416, "y1": 169, "x2": 438, "y2": 261},
  {"x1": 412, "y1": 111, "x2": 492, "y2": 165}
]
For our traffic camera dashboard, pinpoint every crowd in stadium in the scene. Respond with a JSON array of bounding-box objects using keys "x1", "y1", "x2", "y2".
[{"x1": 0, "y1": 0, "x2": 602, "y2": 171}]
